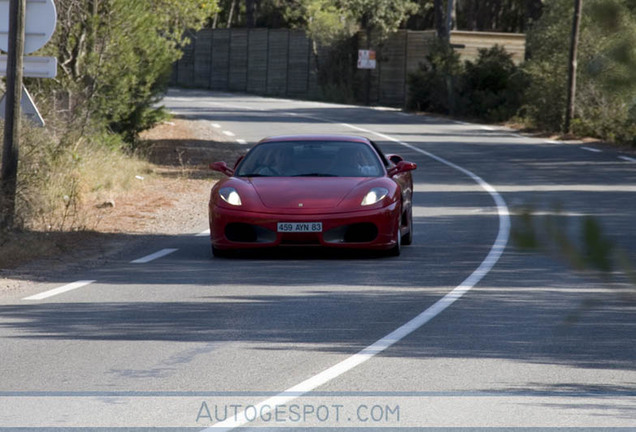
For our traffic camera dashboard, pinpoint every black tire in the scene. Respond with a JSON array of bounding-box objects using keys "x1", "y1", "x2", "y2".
[
  {"x1": 401, "y1": 205, "x2": 413, "y2": 246},
  {"x1": 387, "y1": 225, "x2": 401, "y2": 257}
]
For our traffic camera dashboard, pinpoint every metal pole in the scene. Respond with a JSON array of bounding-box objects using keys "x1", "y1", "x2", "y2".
[
  {"x1": 564, "y1": 0, "x2": 583, "y2": 134},
  {"x1": 1, "y1": 0, "x2": 26, "y2": 230}
]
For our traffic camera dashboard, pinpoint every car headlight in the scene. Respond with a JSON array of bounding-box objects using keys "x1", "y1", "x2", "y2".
[
  {"x1": 219, "y1": 187, "x2": 242, "y2": 206},
  {"x1": 361, "y1": 187, "x2": 389, "y2": 206}
]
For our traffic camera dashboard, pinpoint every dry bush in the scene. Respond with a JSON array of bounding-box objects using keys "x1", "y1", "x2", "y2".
[{"x1": 1, "y1": 120, "x2": 153, "y2": 232}]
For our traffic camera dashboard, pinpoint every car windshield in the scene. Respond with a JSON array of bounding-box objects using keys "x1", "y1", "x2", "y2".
[{"x1": 235, "y1": 141, "x2": 385, "y2": 177}]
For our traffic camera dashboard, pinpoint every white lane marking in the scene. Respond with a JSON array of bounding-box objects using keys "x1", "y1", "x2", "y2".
[
  {"x1": 205, "y1": 101, "x2": 265, "y2": 111},
  {"x1": 236, "y1": 139, "x2": 247, "y2": 145},
  {"x1": 204, "y1": 111, "x2": 510, "y2": 431},
  {"x1": 222, "y1": 131, "x2": 235, "y2": 137},
  {"x1": 130, "y1": 248, "x2": 178, "y2": 264},
  {"x1": 23, "y1": 280, "x2": 96, "y2": 301},
  {"x1": 210, "y1": 123, "x2": 221, "y2": 128},
  {"x1": 545, "y1": 140, "x2": 560, "y2": 144},
  {"x1": 582, "y1": 146, "x2": 602, "y2": 153},
  {"x1": 196, "y1": 229, "x2": 210, "y2": 237},
  {"x1": 480, "y1": 126, "x2": 496, "y2": 131},
  {"x1": 618, "y1": 155, "x2": 636, "y2": 163}
]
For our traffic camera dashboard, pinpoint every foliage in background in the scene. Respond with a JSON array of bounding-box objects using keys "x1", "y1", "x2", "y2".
[
  {"x1": 523, "y1": 0, "x2": 636, "y2": 143},
  {"x1": 458, "y1": 46, "x2": 528, "y2": 122},
  {"x1": 1, "y1": 0, "x2": 216, "y2": 233},
  {"x1": 215, "y1": 0, "x2": 540, "y2": 33},
  {"x1": 407, "y1": 40, "x2": 462, "y2": 114},
  {"x1": 346, "y1": 0, "x2": 419, "y2": 40},
  {"x1": 453, "y1": 0, "x2": 542, "y2": 33},
  {"x1": 33, "y1": 0, "x2": 217, "y2": 147},
  {"x1": 407, "y1": 43, "x2": 525, "y2": 122},
  {"x1": 512, "y1": 206, "x2": 636, "y2": 317}
]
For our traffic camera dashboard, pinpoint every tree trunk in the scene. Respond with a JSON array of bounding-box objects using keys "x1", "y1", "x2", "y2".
[
  {"x1": 227, "y1": 0, "x2": 236, "y2": 28},
  {"x1": 564, "y1": 0, "x2": 583, "y2": 134},
  {"x1": 246, "y1": 0, "x2": 256, "y2": 28}
]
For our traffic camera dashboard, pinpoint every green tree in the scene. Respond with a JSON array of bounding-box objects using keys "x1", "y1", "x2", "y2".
[
  {"x1": 36, "y1": 0, "x2": 218, "y2": 145},
  {"x1": 524, "y1": 0, "x2": 636, "y2": 143},
  {"x1": 346, "y1": 0, "x2": 419, "y2": 40}
]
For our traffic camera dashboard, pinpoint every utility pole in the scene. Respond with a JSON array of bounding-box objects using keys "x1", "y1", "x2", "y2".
[
  {"x1": 445, "y1": 0, "x2": 455, "y2": 39},
  {"x1": 434, "y1": 0, "x2": 445, "y2": 38},
  {"x1": 564, "y1": 0, "x2": 583, "y2": 134},
  {"x1": 1, "y1": 0, "x2": 26, "y2": 230}
]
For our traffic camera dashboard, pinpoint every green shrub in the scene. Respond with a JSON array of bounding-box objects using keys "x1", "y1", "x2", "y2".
[
  {"x1": 459, "y1": 46, "x2": 527, "y2": 122},
  {"x1": 407, "y1": 40, "x2": 462, "y2": 114},
  {"x1": 408, "y1": 42, "x2": 524, "y2": 123},
  {"x1": 523, "y1": 0, "x2": 636, "y2": 143}
]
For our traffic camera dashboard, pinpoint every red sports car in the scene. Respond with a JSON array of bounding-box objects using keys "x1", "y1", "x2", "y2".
[{"x1": 208, "y1": 135, "x2": 416, "y2": 257}]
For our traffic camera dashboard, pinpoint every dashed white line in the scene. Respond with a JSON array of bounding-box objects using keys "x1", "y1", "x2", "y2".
[
  {"x1": 23, "y1": 280, "x2": 96, "y2": 301},
  {"x1": 618, "y1": 155, "x2": 636, "y2": 163},
  {"x1": 236, "y1": 139, "x2": 247, "y2": 145},
  {"x1": 581, "y1": 146, "x2": 602, "y2": 153},
  {"x1": 480, "y1": 126, "x2": 496, "y2": 131},
  {"x1": 222, "y1": 131, "x2": 236, "y2": 137},
  {"x1": 131, "y1": 248, "x2": 178, "y2": 264},
  {"x1": 196, "y1": 229, "x2": 210, "y2": 237},
  {"x1": 545, "y1": 140, "x2": 560, "y2": 144},
  {"x1": 210, "y1": 123, "x2": 221, "y2": 128}
]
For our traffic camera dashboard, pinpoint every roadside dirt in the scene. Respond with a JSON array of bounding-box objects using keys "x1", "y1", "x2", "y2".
[{"x1": 0, "y1": 118, "x2": 246, "y2": 292}]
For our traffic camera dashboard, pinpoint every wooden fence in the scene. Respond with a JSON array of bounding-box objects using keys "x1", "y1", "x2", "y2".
[{"x1": 171, "y1": 29, "x2": 525, "y2": 107}]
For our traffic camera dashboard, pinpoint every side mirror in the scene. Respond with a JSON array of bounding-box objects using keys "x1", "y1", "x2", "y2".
[
  {"x1": 209, "y1": 161, "x2": 234, "y2": 176},
  {"x1": 387, "y1": 154, "x2": 404, "y2": 165},
  {"x1": 388, "y1": 161, "x2": 417, "y2": 176},
  {"x1": 233, "y1": 155, "x2": 245, "y2": 169}
]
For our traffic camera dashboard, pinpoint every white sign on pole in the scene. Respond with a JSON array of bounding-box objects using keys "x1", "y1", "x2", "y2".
[
  {"x1": 357, "y1": 49, "x2": 376, "y2": 69},
  {"x1": 0, "y1": 87, "x2": 46, "y2": 127},
  {"x1": 0, "y1": 0, "x2": 57, "y2": 127},
  {"x1": 0, "y1": 55, "x2": 57, "y2": 78},
  {"x1": 0, "y1": 0, "x2": 58, "y2": 54}
]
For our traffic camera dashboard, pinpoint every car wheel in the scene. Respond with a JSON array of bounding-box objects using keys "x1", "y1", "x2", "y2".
[
  {"x1": 401, "y1": 205, "x2": 413, "y2": 246},
  {"x1": 388, "y1": 224, "x2": 401, "y2": 257}
]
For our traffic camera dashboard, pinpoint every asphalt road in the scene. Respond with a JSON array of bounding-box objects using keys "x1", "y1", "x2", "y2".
[{"x1": 0, "y1": 88, "x2": 635, "y2": 430}]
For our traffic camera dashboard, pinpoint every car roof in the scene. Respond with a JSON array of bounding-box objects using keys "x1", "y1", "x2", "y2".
[{"x1": 259, "y1": 134, "x2": 371, "y2": 144}]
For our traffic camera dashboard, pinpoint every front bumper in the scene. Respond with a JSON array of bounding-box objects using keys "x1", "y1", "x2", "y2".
[{"x1": 209, "y1": 202, "x2": 400, "y2": 251}]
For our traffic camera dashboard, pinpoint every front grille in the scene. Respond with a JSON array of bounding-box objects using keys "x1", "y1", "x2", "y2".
[
  {"x1": 343, "y1": 223, "x2": 378, "y2": 243},
  {"x1": 225, "y1": 223, "x2": 257, "y2": 242},
  {"x1": 225, "y1": 223, "x2": 275, "y2": 243},
  {"x1": 324, "y1": 223, "x2": 378, "y2": 243}
]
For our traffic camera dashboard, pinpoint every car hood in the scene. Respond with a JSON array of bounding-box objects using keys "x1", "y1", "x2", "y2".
[{"x1": 248, "y1": 177, "x2": 371, "y2": 210}]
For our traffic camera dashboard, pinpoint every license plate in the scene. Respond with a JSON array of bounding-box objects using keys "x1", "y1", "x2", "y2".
[{"x1": 277, "y1": 222, "x2": 323, "y2": 233}]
